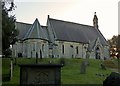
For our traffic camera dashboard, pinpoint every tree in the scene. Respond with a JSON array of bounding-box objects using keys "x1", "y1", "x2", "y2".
[
  {"x1": 117, "y1": 35, "x2": 120, "y2": 73},
  {"x1": 2, "y1": 1, "x2": 18, "y2": 57},
  {"x1": 108, "y1": 35, "x2": 120, "y2": 58},
  {"x1": 117, "y1": 35, "x2": 120, "y2": 58}
]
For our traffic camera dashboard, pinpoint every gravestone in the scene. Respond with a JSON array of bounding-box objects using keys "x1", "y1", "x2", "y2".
[
  {"x1": 59, "y1": 58, "x2": 65, "y2": 65},
  {"x1": 80, "y1": 61, "x2": 86, "y2": 74},
  {"x1": 100, "y1": 63, "x2": 106, "y2": 70},
  {"x1": 84, "y1": 60, "x2": 89, "y2": 66},
  {"x1": 19, "y1": 64, "x2": 63, "y2": 85},
  {"x1": 103, "y1": 72, "x2": 120, "y2": 86}
]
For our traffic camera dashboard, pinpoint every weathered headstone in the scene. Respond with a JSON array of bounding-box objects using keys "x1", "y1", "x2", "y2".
[
  {"x1": 19, "y1": 64, "x2": 63, "y2": 85},
  {"x1": 80, "y1": 61, "x2": 86, "y2": 74},
  {"x1": 86, "y1": 51, "x2": 90, "y2": 66},
  {"x1": 86, "y1": 51, "x2": 90, "y2": 59},
  {"x1": 100, "y1": 63, "x2": 106, "y2": 70},
  {"x1": 49, "y1": 60, "x2": 52, "y2": 64},
  {"x1": 84, "y1": 60, "x2": 89, "y2": 66},
  {"x1": 103, "y1": 72, "x2": 120, "y2": 86},
  {"x1": 59, "y1": 58, "x2": 65, "y2": 65}
]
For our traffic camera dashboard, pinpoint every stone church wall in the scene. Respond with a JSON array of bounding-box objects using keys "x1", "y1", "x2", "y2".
[
  {"x1": 12, "y1": 42, "x2": 23, "y2": 57},
  {"x1": 53, "y1": 41, "x2": 87, "y2": 58},
  {"x1": 88, "y1": 46, "x2": 110, "y2": 59},
  {"x1": 12, "y1": 40, "x2": 109, "y2": 59},
  {"x1": 103, "y1": 46, "x2": 110, "y2": 59},
  {"x1": 12, "y1": 39, "x2": 49, "y2": 58}
]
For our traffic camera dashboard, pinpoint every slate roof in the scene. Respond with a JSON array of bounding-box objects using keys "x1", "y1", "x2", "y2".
[
  {"x1": 41, "y1": 26, "x2": 49, "y2": 41},
  {"x1": 16, "y1": 22, "x2": 31, "y2": 40},
  {"x1": 48, "y1": 18, "x2": 108, "y2": 46},
  {"x1": 16, "y1": 19, "x2": 49, "y2": 41},
  {"x1": 23, "y1": 18, "x2": 48, "y2": 40},
  {"x1": 16, "y1": 17, "x2": 108, "y2": 46}
]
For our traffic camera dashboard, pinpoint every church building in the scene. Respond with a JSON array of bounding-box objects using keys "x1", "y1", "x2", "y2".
[{"x1": 12, "y1": 13, "x2": 110, "y2": 59}]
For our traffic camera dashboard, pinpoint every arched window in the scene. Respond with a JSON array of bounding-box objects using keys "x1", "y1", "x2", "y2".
[
  {"x1": 42, "y1": 44, "x2": 44, "y2": 52},
  {"x1": 70, "y1": 45, "x2": 73, "y2": 48},
  {"x1": 33, "y1": 43, "x2": 35, "y2": 51},
  {"x1": 96, "y1": 47, "x2": 100, "y2": 59},
  {"x1": 62, "y1": 45, "x2": 64, "y2": 54},
  {"x1": 40, "y1": 50, "x2": 42, "y2": 59},
  {"x1": 31, "y1": 51, "x2": 32, "y2": 58},
  {"x1": 76, "y1": 46, "x2": 79, "y2": 54}
]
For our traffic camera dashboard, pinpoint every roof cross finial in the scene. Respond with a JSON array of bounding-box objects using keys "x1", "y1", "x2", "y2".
[
  {"x1": 94, "y1": 12, "x2": 96, "y2": 15},
  {"x1": 48, "y1": 15, "x2": 50, "y2": 19}
]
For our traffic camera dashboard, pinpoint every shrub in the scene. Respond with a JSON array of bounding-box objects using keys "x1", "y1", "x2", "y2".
[
  {"x1": 3, "y1": 49, "x2": 12, "y2": 58},
  {"x1": 103, "y1": 60, "x2": 117, "y2": 68}
]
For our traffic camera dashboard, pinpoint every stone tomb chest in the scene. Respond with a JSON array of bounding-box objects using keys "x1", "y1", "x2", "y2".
[{"x1": 19, "y1": 64, "x2": 63, "y2": 85}]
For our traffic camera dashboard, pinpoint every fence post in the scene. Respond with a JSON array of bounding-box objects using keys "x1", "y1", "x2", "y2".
[{"x1": 10, "y1": 60, "x2": 13, "y2": 80}]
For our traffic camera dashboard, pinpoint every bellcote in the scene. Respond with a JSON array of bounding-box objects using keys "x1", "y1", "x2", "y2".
[{"x1": 93, "y1": 12, "x2": 98, "y2": 29}]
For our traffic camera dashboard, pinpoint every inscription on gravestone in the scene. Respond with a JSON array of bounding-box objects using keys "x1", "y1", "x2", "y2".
[
  {"x1": 19, "y1": 64, "x2": 63, "y2": 86},
  {"x1": 33, "y1": 71, "x2": 49, "y2": 84},
  {"x1": 100, "y1": 63, "x2": 106, "y2": 70}
]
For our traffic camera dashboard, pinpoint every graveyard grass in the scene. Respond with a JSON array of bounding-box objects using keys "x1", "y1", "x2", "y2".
[{"x1": 2, "y1": 58, "x2": 115, "y2": 85}]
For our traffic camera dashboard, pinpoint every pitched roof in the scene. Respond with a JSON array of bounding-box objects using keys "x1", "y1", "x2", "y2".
[
  {"x1": 23, "y1": 18, "x2": 48, "y2": 40},
  {"x1": 16, "y1": 22, "x2": 31, "y2": 40},
  {"x1": 41, "y1": 26, "x2": 49, "y2": 40},
  {"x1": 88, "y1": 38, "x2": 103, "y2": 51},
  {"x1": 48, "y1": 18, "x2": 108, "y2": 46}
]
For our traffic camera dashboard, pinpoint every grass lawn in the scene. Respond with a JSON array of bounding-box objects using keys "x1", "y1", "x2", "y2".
[{"x1": 2, "y1": 58, "x2": 114, "y2": 85}]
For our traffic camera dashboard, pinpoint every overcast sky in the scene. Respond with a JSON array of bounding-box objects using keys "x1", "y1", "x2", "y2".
[{"x1": 15, "y1": 0, "x2": 119, "y2": 39}]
